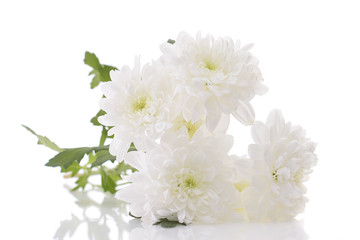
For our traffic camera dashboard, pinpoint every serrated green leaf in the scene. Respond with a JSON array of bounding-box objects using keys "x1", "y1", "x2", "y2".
[
  {"x1": 84, "y1": 51, "x2": 117, "y2": 89},
  {"x1": 90, "y1": 110, "x2": 106, "y2": 126},
  {"x1": 115, "y1": 161, "x2": 137, "y2": 174},
  {"x1": 91, "y1": 144, "x2": 136, "y2": 168},
  {"x1": 91, "y1": 150, "x2": 116, "y2": 168},
  {"x1": 45, "y1": 145, "x2": 109, "y2": 169},
  {"x1": 46, "y1": 147, "x2": 92, "y2": 169},
  {"x1": 84, "y1": 52, "x2": 101, "y2": 69},
  {"x1": 72, "y1": 172, "x2": 90, "y2": 191},
  {"x1": 100, "y1": 167, "x2": 117, "y2": 194},
  {"x1": 61, "y1": 161, "x2": 81, "y2": 177},
  {"x1": 101, "y1": 65, "x2": 117, "y2": 80},
  {"x1": 23, "y1": 125, "x2": 62, "y2": 152},
  {"x1": 109, "y1": 173, "x2": 122, "y2": 183},
  {"x1": 89, "y1": 70, "x2": 102, "y2": 89},
  {"x1": 104, "y1": 161, "x2": 137, "y2": 183}
]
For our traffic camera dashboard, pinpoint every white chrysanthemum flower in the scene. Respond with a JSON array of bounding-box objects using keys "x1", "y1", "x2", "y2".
[
  {"x1": 244, "y1": 109, "x2": 317, "y2": 221},
  {"x1": 116, "y1": 130, "x2": 243, "y2": 225},
  {"x1": 99, "y1": 58, "x2": 179, "y2": 161},
  {"x1": 160, "y1": 32, "x2": 267, "y2": 131}
]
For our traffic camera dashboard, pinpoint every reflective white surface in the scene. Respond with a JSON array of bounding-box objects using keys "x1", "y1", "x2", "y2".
[
  {"x1": 53, "y1": 187, "x2": 131, "y2": 240},
  {"x1": 128, "y1": 221, "x2": 308, "y2": 240},
  {"x1": 52, "y1": 188, "x2": 308, "y2": 240},
  {"x1": 1, "y1": 180, "x2": 357, "y2": 239}
]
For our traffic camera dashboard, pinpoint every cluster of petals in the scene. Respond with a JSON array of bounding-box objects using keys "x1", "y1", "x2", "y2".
[
  {"x1": 99, "y1": 59, "x2": 180, "y2": 160},
  {"x1": 117, "y1": 129, "x2": 246, "y2": 225},
  {"x1": 98, "y1": 32, "x2": 317, "y2": 225},
  {"x1": 160, "y1": 32, "x2": 268, "y2": 131},
  {"x1": 99, "y1": 32, "x2": 267, "y2": 162},
  {"x1": 244, "y1": 109, "x2": 318, "y2": 221}
]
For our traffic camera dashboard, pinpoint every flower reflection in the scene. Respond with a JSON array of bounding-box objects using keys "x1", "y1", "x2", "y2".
[
  {"x1": 54, "y1": 186, "x2": 308, "y2": 240},
  {"x1": 54, "y1": 186, "x2": 131, "y2": 240},
  {"x1": 129, "y1": 220, "x2": 308, "y2": 240}
]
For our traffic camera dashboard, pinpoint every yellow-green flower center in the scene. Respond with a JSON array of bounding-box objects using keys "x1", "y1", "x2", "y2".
[
  {"x1": 184, "y1": 176, "x2": 198, "y2": 189},
  {"x1": 234, "y1": 181, "x2": 250, "y2": 192},
  {"x1": 183, "y1": 120, "x2": 202, "y2": 139},
  {"x1": 204, "y1": 61, "x2": 217, "y2": 71},
  {"x1": 293, "y1": 170, "x2": 303, "y2": 183},
  {"x1": 132, "y1": 96, "x2": 148, "y2": 112},
  {"x1": 176, "y1": 172, "x2": 199, "y2": 191},
  {"x1": 272, "y1": 171, "x2": 279, "y2": 181}
]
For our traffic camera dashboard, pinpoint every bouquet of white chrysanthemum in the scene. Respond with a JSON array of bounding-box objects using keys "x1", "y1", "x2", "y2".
[{"x1": 25, "y1": 32, "x2": 317, "y2": 227}]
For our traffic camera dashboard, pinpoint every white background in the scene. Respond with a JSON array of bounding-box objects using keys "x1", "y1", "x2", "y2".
[{"x1": 1, "y1": 0, "x2": 359, "y2": 239}]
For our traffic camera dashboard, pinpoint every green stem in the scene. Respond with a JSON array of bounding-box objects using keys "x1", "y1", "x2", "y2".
[{"x1": 99, "y1": 127, "x2": 107, "y2": 146}]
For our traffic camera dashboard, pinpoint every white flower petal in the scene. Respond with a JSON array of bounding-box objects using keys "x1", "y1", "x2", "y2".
[
  {"x1": 232, "y1": 101, "x2": 255, "y2": 125},
  {"x1": 248, "y1": 144, "x2": 263, "y2": 162},
  {"x1": 254, "y1": 81, "x2": 268, "y2": 95},
  {"x1": 205, "y1": 97, "x2": 222, "y2": 131},
  {"x1": 266, "y1": 109, "x2": 285, "y2": 128},
  {"x1": 213, "y1": 114, "x2": 230, "y2": 134},
  {"x1": 124, "y1": 151, "x2": 147, "y2": 171},
  {"x1": 108, "y1": 132, "x2": 131, "y2": 162},
  {"x1": 251, "y1": 121, "x2": 269, "y2": 145},
  {"x1": 115, "y1": 182, "x2": 141, "y2": 203},
  {"x1": 218, "y1": 135, "x2": 234, "y2": 154}
]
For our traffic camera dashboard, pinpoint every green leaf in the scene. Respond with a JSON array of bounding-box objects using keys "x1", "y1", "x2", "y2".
[
  {"x1": 91, "y1": 150, "x2": 116, "y2": 168},
  {"x1": 61, "y1": 161, "x2": 81, "y2": 177},
  {"x1": 84, "y1": 51, "x2": 101, "y2": 69},
  {"x1": 154, "y1": 218, "x2": 186, "y2": 228},
  {"x1": 84, "y1": 52, "x2": 117, "y2": 89},
  {"x1": 93, "y1": 145, "x2": 110, "y2": 152},
  {"x1": 90, "y1": 110, "x2": 106, "y2": 126},
  {"x1": 115, "y1": 161, "x2": 137, "y2": 174},
  {"x1": 100, "y1": 167, "x2": 117, "y2": 194},
  {"x1": 91, "y1": 144, "x2": 137, "y2": 168},
  {"x1": 167, "y1": 39, "x2": 175, "y2": 44},
  {"x1": 22, "y1": 125, "x2": 62, "y2": 152},
  {"x1": 86, "y1": 151, "x2": 96, "y2": 166},
  {"x1": 45, "y1": 145, "x2": 109, "y2": 169},
  {"x1": 46, "y1": 147, "x2": 92, "y2": 169},
  {"x1": 105, "y1": 161, "x2": 130, "y2": 182},
  {"x1": 72, "y1": 172, "x2": 90, "y2": 191}
]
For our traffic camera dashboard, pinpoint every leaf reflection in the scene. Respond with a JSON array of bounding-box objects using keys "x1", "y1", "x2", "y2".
[
  {"x1": 54, "y1": 186, "x2": 130, "y2": 240},
  {"x1": 54, "y1": 186, "x2": 308, "y2": 240}
]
